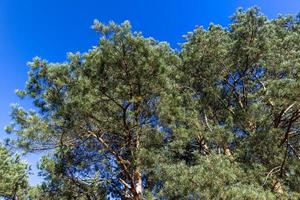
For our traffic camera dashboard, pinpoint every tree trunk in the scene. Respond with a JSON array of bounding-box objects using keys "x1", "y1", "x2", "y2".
[
  {"x1": 133, "y1": 168, "x2": 142, "y2": 200},
  {"x1": 133, "y1": 124, "x2": 142, "y2": 200}
]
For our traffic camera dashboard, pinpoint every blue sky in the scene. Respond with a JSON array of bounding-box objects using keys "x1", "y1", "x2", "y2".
[{"x1": 0, "y1": 0, "x2": 299, "y2": 186}]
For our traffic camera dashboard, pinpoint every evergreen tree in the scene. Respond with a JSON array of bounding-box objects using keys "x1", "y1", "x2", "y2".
[
  {"x1": 6, "y1": 7, "x2": 300, "y2": 199},
  {"x1": 7, "y1": 21, "x2": 177, "y2": 199},
  {"x1": 0, "y1": 145, "x2": 29, "y2": 199},
  {"x1": 153, "y1": 7, "x2": 300, "y2": 199}
]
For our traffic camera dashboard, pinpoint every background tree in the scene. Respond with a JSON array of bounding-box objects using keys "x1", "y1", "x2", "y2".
[
  {"x1": 0, "y1": 145, "x2": 29, "y2": 200},
  {"x1": 149, "y1": 7, "x2": 300, "y2": 199}
]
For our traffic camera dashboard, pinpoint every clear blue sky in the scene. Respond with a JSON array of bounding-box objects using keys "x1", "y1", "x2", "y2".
[{"x1": 0, "y1": 0, "x2": 299, "y2": 186}]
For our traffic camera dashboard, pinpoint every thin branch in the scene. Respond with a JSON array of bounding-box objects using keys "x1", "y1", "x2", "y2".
[{"x1": 263, "y1": 166, "x2": 281, "y2": 186}]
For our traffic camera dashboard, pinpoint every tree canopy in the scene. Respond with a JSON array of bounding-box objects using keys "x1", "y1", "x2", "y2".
[
  {"x1": 5, "y1": 7, "x2": 300, "y2": 199},
  {"x1": 0, "y1": 145, "x2": 29, "y2": 199}
]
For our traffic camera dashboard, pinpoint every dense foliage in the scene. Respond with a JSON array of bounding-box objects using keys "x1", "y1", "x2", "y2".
[
  {"x1": 5, "y1": 7, "x2": 300, "y2": 199},
  {"x1": 0, "y1": 145, "x2": 29, "y2": 199}
]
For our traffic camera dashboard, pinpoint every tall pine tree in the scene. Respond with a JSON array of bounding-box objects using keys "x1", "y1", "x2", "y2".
[{"x1": 6, "y1": 7, "x2": 300, "y2": 199}]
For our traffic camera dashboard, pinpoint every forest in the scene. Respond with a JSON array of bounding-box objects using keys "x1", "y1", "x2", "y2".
[{"x1": 1, "y1": 7, "x2": 300, "y2": 200}]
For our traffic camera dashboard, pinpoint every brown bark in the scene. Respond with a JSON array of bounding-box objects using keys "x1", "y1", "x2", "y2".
[
  {"x1": 223, "y1": 144, "x2": 234, "y2": 160},
  {"x1": 196, "y1": 135, "x2": 210, "y2": 155},
  {"x1": 272, "y1": 180, "x2": 283, "y2": 194},
  {"x1": 133, "y1": 127, "x2": 142, "y2": 200},
  {"x1": 133, "y1": 168, "x2": 142, "y2": 200}
]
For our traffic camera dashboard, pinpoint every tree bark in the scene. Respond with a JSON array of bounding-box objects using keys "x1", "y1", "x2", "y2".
[
  {"x1": 272, "y1": 180, "x2": 283, "y2": 194},
  {"x1": 134, "y1": 168, "x2": 142, "y2": 200},
  {"x1": 223, "y1": 144, "x2": 234, "y2": 160}
]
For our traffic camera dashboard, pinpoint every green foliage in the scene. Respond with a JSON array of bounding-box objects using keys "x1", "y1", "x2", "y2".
[
  {"x1": 5, "y1": 7, "x2": 300, "y2": 200},
  {"x1": 0, "y1": 145, "x2": 29, "y2": 199}
]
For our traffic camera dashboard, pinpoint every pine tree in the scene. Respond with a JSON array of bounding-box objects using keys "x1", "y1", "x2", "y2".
[
  {"x1": 6, "y1": 21, "x2": 178, "y2": 199},
  {"x1": 153, "y1": 7, "x2": 300, "y2": 199},
  {"x1": 6, "y1": 7, "x2": 300, "y2": 199},
  {"x1": 0, "y1": 145, "x2": 29, "y2": 199}
]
